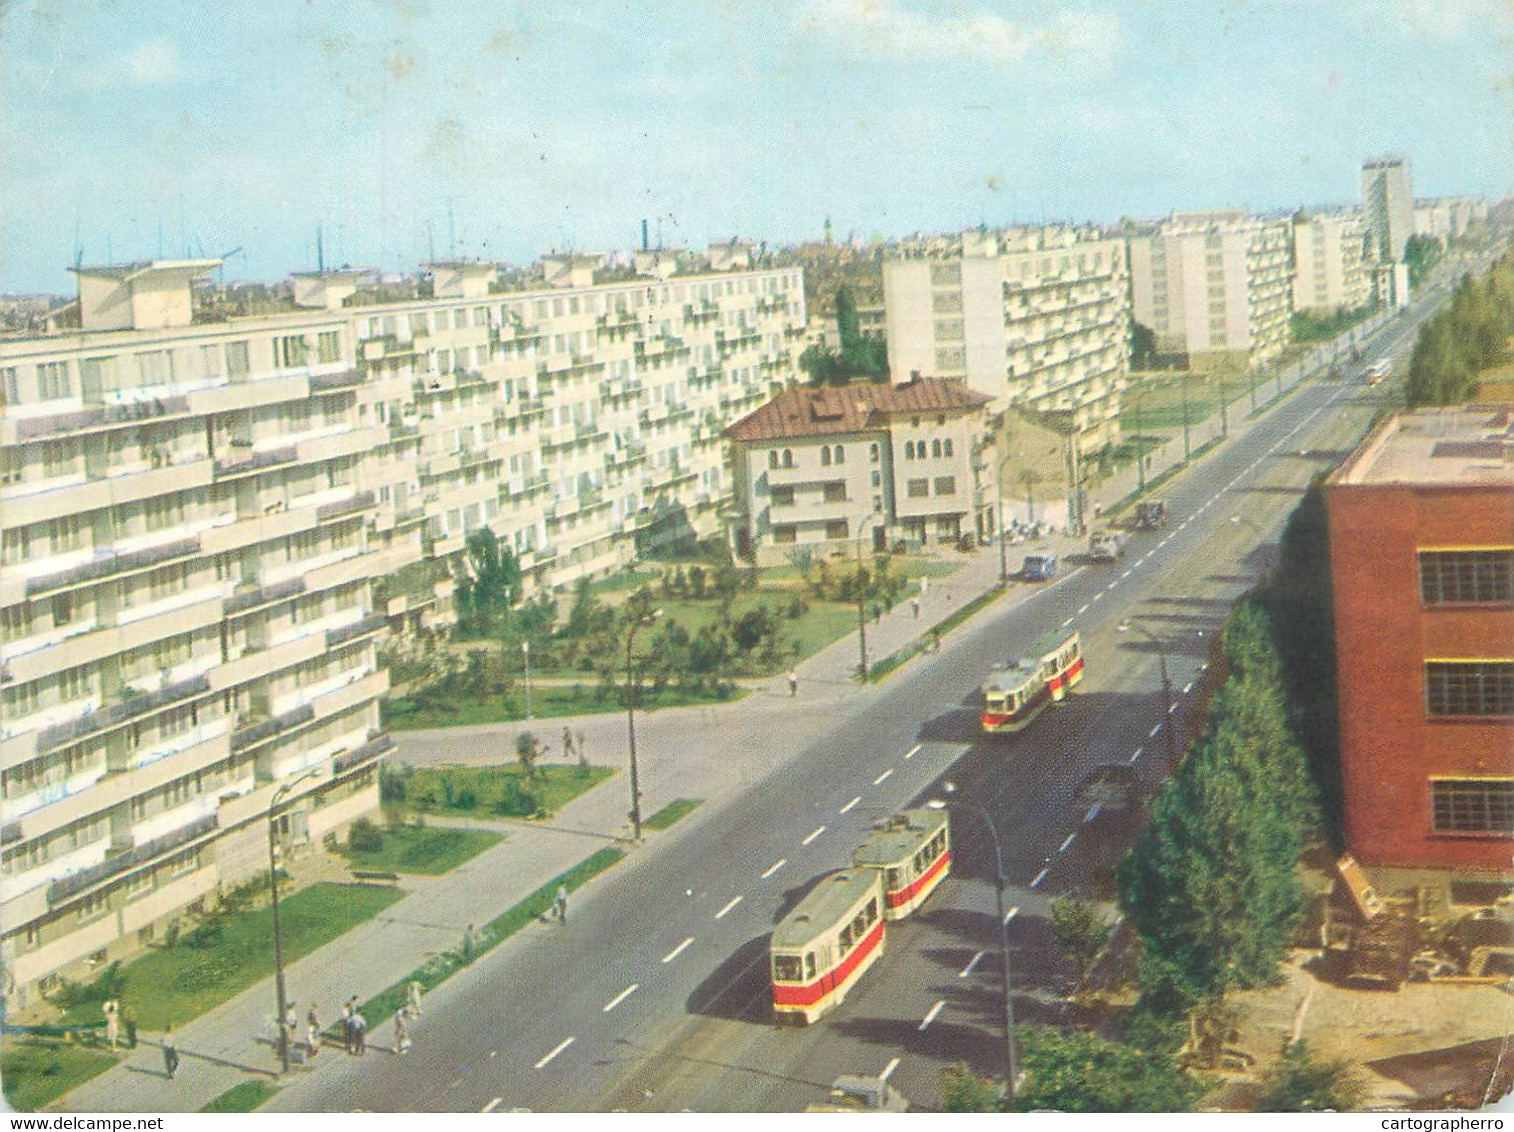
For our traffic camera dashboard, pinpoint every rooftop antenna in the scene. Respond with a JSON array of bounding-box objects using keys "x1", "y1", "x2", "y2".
[
  {"x1": 215, "y1": 246, "x2": 245, "y2": 286},
  {"x1": 317, "y1": 225, "x2": 325, "y2": 273}
]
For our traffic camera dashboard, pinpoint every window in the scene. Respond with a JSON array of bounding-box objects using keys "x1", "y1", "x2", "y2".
[
  {"x1": 907, "y1": 478, "x2": 929, "y2": 499},
  {"x1": 869, "y1": 443, "x2": 879, "y2": 463},
  {"x1": 871, "y1": 470, "x2": 881, "y2": 487},
  {"x1": 0, "y1": 367, "x2": 16, "y2": 406},
  {"x1": 1419, "y1": 550, "x2": 1514, "y2": 605},
  {"x1": 823, "y1": 481, "x2": 847, "y2": 503},
  {"x1": 903, "y1": 441, "x2": 915, "y2": 460},
  {"x1": 820, "y1": 445, "x2": 832, "y2": 466},
  {"x1": 773, "y1": 525, "x2": 796, "y2": 544},
  {"x1": 943, "y1": 438, "x2": 954, "y2": 458},
  {"x1": 1, "y1": 603, "x2": 29, "y2": 641},
  {"x1": 826, "y1": 520, "x2": 848, "y2": 539},
  {"x1": 1425, "y1": 661, "x2": 1514, "y2": 717},
  {"x1": 317, "y1": 331, "x2": 341, "y2": 365},
  {"x1": 768, "y1": 450, "x2": 779, "y2": 469},
  {"x1": 38, "y1": 361, "x2": 72, "y2": 400},
  {"x1": 50, "y1": 515, "x2": 83, "y2": 553},
  {"x1": 833, "y1": 445, "x2": 844, "y2": 465},
  {"x1": 1432, "y1": 779, "x2": 1514, "y2": 834},
  {"x1": 42, "y1": 441, "x2": 72, "y2": 478},
  {"x1": 52, "y1": 593, "x2": 73, "y2": 628},
  {"x1": 934, "y1": 476, "x2": 957, "y2": 496},
  {"x1": 782, "y1": 449, "x2": 793, "y2": 468},
  {"x1": 771, "y1": 486, "x2": 794, "y2": 506},
  {"x1": 135, "y1": 351, "x2": 172, "y2": 386},
  {"x1": 931, "y1": 439, "x2": 942, "y2": 458},
  {"x1": 225, "y1": 341, "x2": 250, "y2": 380},
  {"x1": 2, "y1": 526, "x2": 30, "y2": 565},
  {"x1": 277, "y1": 335, "x2": 308, "y2": 368}
]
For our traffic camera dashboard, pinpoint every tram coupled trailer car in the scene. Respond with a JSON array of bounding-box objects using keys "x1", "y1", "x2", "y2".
[
  {"x1": 1036, "y1": 627, "x2": 1084, "y2": 701},
  {"x1": 851, "y1": 809, "x2": 951, "y2": 921},
  {"x1": 979, "y1": 627, "x2": 1083, "y2": 733},
  {"x1": 770, "y1": 869, "x2": 886, "y2": 1025}
]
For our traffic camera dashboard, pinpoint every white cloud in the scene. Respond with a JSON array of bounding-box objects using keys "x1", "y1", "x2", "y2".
[
  {"x1": 67, "y1": 36, "x2": 187, "y2": 92},
  {"x1": 795, "y1": 0, "x2": 1120, "y2": 69}
]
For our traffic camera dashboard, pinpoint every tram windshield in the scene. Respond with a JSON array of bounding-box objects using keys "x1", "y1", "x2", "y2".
[{"x1": 772, "y1": 954, "x2": 804, "y2": 982}]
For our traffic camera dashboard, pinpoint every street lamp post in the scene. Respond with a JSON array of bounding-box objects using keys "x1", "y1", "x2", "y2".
[
  {"x1": 995, "y1": 452, "x2": 1015, "y2": 584},
  {"x1": 1178, "y1": 369, "x2": 1192, "y2": 463},
  {"x1": 1127, "y1": 621, "x2": 1180, "y2": 765},
  {"x1": 521, "y1": 639, "x2": 532, "y2": 720},
  {"x1": 624, "y1": 608, "x2": 661, "y2": 840},
  {"x1": 943, "y1": 783, "x2": 1017, "y2": 1101},
  {"x1": 853, "y1": 514, "x2": 881, "y2": 680},
  {"x1": 268, "y1": 769, "x2": 319, "y2": 1074}
]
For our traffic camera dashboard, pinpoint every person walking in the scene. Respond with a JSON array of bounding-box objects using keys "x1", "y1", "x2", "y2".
[
  {"x1": 284, "y1": 1006, "x2": 299, "y2": 1062},
  {"x1": 911, "y1": 596, "x2": 920, "y2": 620},
  {"x1": 162, "y1": 1029, "x2": 179, "y2": 1080},
  {"x1": 102, "y1": 999, "x2": 120, "y2": 1051},
  {"x1": 561, "y1": 726, "x2": 575, "y2": 762},
  {"x1": 393, "y1": 1011, "x2": 411, "y2": 1054},
  {"x1": 407, "y1": 981, "x2": 423, "y2": 1018},
  {"x1": 351, "y1": 1010, "x2": 367, "y2": 1056},
  {"x1": 575, "y1": 729, "x2": 587, "y2": 766},
  {"x1": 872, "y1": 603, "x2": 882, "y2": 625},
  {"x1": 341, "y1": 997, "x2": 358, "y2": 1054},
  {"x1": 554, "y1": 884, "x2": 569, "y2": 925},
  {"x1": 306, "y1": 1004, "x2": 321, "y2": 1060},
  {"x1": 463, "y1": 923, "x2": 477, "y2": 963},
  {"x1": 787, "y1": 668, "x2": 798, "y2": 697}
]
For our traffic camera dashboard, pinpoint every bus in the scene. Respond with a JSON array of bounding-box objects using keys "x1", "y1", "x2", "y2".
[
  {"x1": 771, "y1": 870, "x2": 885, "y2": 1024},
  {"x1": 851, "y1": 809, "x2": 951, "y2": 921},
  {"x1": 979, "y1": 628, "x2": 1083, "y2": 733}
]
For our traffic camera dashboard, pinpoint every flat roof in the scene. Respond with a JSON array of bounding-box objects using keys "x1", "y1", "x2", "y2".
[
  {"x1": 852, "y1": 810, "x2": 948, "y2": 869},
  {"x1": 1330, "y1": 407, "x2": 1514, "y2": 488},
  {"x1": 772, "y1": 870, "x2": 878, "y2": 950}
]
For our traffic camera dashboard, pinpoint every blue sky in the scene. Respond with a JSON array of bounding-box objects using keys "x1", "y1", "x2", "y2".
[{"x1": 3, "y1": 0, "x2": 1511, "y2": 293}]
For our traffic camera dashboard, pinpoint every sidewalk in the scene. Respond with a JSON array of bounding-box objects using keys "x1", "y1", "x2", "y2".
[{"x1": 48, "y1": 322, "x2": 1368, "y2": 1113}]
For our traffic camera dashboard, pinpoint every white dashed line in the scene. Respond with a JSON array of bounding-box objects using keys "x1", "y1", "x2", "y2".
[
  {"x1": 1084, "y1": 803, "x2": 1102, "y2": 824},
  {"x1": 904, "y1": 744, "x2": 921, "y2": 760},
  {"x1": 1004, "y1": 905, "x2": 1020, "y2": 926},
  {"x1": 1062, "y1": 616, "x2": 1075, "y2": 628},
  {"x1": 960, "y1": 950, "x2": 986, "y2": 978},
  {"x1": 880, "y1": 1057, "x2": 901, "y2": 1082},
  {"x1": 535, "y1": 1037, "x2": 575, "y2": 1069},
  {"x1": 919, "y1": 1001, "x2": 945, "y2": 1031},
  {"x1": 1182, "y1": 681, "x2": 1194, "y2": 694},
  {"x1": 1030, "y1": 868, "x2": 1049, "y2": 888},
  {"x1": 761, "y1": 859, "x2": 787, "y2": 880},
  {"x1": 839, "y1": 796, "x2": 860, "y2": 814},
  {"x1": 1121, "y1": 570, "x2": 1133, "y2": 580},
  {"x1": 803, "y1": 825, "x2": 826, "y2": 846},
  {"x1": 1129, "y1": 747, "x2": 1143, "y2": 765},
  {"x1": 715, "y1": 896, "x2": 742, "y2": 920},
  {"x1": 1077, "y1": 603, "x2": 1090, "y2": 615},
  {"x1": 603, "y1": 984, "x2": 639, "y2": 1013},
  {"x1": 664, "y1": 936, "x2": 696, "y2": 961},
  {"x1": 482, "y1": 1098, "x2": 502, "y2": 1113},
  {"x1": 1092, "y1": 592, "x2": 1103, "y2": 603},
  {"x1": 1169, "y1": 701, "x2": 1180, "y2": 714},
  {"x1": 1148, "y1": 723, "x2": 1162, "y2": 738},
  {"x1": 873, "y1": 768, "x2": 894, "y2": 786},
  {"x1": 1059, "y1": 833, "x2": 1077, "y2": 854}
]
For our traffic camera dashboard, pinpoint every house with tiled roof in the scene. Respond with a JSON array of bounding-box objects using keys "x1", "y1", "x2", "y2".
[{"x1": 724, "y1": 375, "x2": 991, "y2": 563}]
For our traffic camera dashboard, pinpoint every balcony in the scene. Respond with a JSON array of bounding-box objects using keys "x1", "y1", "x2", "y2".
[
  {"x1": 325, "y1": 613, "x2": 388, "y2": 649},
  {"x1": 224, "y1": 577, "x2": 307, "y2": 617},
  {"x1": 215, "y1": 445, "x2": 297, "y2": 480},
  {"x1": 26, "y1": 537, "x2": 201, "y2": 598},
  {"x1": 316, "y1": 490, "x2": 377, "y2": 523},
  {"x1": 36, "y1": 674, "x2": 212, "y2": 754},
  {"x1": 5, "y1": 395, "x2": 192, "y2": 445},
  {"x1": 230, "y1": 702, "x2": 316, "y2": 754},
  {"x1": 47, "y1": 814, "x2": 218, "y2": 907},
  {"x1": 309, "y1": 368, "x2": 364, "y2": 392},
  {"x1": 332, "y1": 733, "x2": 395, "y2": 776}
]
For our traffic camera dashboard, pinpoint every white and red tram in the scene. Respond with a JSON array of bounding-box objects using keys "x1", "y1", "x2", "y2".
[
  {"x1": 770, "y1": 869, "x2": 885, "y2": 1025},
  {"x1": 979, "y1": 627, "x2": 1083, "y2": 733},
  {"x1": 851, "y1": 809, "x2": 951, "y2": 921}
]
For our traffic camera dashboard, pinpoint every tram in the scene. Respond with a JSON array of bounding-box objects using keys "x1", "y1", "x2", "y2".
[
  {"x1": 979, "y1": 627, "x2": 1082, "y2": 732},
  {"x1": 851, "y1": 808, "x2": 951, "y2": 921},
  {"x1": 771, "y1": 869, "x2": 885, "y2": 1024}
]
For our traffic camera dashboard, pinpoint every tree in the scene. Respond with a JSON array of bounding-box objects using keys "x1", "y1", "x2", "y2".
[
  {"x1": 1256, "y1": 1040, "x2": 1365, "y2": 1112},
  {"x1": 1131, "y1": 320, "x2": 1157, "y2": 370},
  {"x1": 1403, "y1": 234, "x2": 1443, "y2": 289},
  {"x1": 514, "y1": 731, "x2": 544, "y2": 780},
  {"x1": 835, "y1": 285, "x2": 861, "y2": 353},
  {"x1": 941, "y1": 1064, "x2": 1001, "y2": 1112},
  {"x1": 1009, "y1": 1026, "x2": 1202, "y2": 1113},
  {"x1": 1049, "y1": 897, "x2": 1112, "y2": 993},
  {"x1": 456, "y1": 527, "x2": 521, "y2": 634}
]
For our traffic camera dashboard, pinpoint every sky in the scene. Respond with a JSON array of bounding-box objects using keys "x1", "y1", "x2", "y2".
[{"x1": 2, "y1": 0, "x2": 1512, "y2": 294}]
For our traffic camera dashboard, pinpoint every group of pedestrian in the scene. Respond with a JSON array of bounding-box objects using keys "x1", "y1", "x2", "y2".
[{"x1": 341, "y1": 996, "x2": 367, "y2": 1055}]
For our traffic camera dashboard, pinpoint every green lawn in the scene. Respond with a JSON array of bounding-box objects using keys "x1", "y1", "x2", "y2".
[
  {"x1": 1, "y1": 1039, "x2": 117, "y2": 1112},
  {"x1": 59, "y1": 883, "x2": 404, "y2": 1032},
  {"x1": 383, "y1": 682, "x2": 746, "y2": 729},
  {"x1": 644, "y1": 798, "x2": 703, "y2": 830},
  {"x1": 337, "y1": 825, "x2": 502, "y2": 874},
  {"x1": 200, "y1": 1081, "x2": 279, "y2": 1113},
  {"x1": 387, "y1": 762, "x2": 613, "y2": 820}
]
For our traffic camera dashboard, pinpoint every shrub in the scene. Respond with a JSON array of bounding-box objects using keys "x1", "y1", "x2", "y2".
[
  {"x1": 492, "y1": 779, "x2": 538, "y2": 817},
  {"x1": 348, "y1": 817, "x2": 384, "y2": 853},
  {"x1": 182, "y1": 919, "x2": 226, "y2": 950},
  {"x1": 51, "y1": 961, "x2": 127, "y2": 1011}
]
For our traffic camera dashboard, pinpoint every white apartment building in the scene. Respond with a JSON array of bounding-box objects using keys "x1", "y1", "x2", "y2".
[
  {"x1": 1361, "y1": 156, "x2": 1414, "y2": 263},
  {"x1": 725, "y1": 377, "x2": 991, "y2": 563},
  {"x1": 1413, "y1": 196, "x2": 1487, "y2": 244},
  {"x1": 1127, "y1": 209, "x2": 1295, "y2": 366},
  {"x1": 0, "y1": 253, "x2": 807, "y2": 1005},
  {"x1": 1292, "y1": 212, "x2": 1372, "y2": 314},
  {"x1": 882, "y1": 226, "x2": 1130, "y2": 450}
]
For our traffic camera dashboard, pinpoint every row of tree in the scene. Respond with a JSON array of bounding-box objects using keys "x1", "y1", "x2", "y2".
[
  {"x1": 798, "y1": 286, "x2": 889, "y2": 385},
  {"x1": 1406, "y1": 253, "x2": 1514, "y2": 407}
]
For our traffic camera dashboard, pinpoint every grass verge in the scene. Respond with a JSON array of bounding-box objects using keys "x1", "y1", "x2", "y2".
[
  {"x1": 337, "y1": 825, "x2": 502, "y2": 875},
  {"x1": 383, "y1": 683, "x2": 746, "y2": 729},
  {"x1": 384, "y1": 762, "x2": 613, "y2": 820},
  {"x1": 199, "y1": 1081, "x2": 278, "y2": 1113},
  {"x1": 1, "y1": 1039, "x2": 116, "y2": 1112},
  {"x1": 354, "y1": 847, "x2": 624, "y2": 1029},
  {"x1": 868, "y1": 587, "x2": 1006, "y2": 683},
  {"x1": 60, "y1": 883, "x2": 404, "y2": 1032},
  {"x1": 643, "y1": 798, "x2": 703, "y2": 831}
]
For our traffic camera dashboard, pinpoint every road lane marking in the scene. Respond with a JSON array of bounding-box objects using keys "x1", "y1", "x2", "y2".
[
  {"x1": 1129, "y1": 747, "x2": 1143, "y2": 765},
  {"x1": 1182, "y1": 681, "x2": 1194, "y2": 694},
  {"x1": 603, "y1": 984, "x2": 639, "y2": 1013},
  {"x1": 1030, "y1": 868, "x2": 1049, "y2": 888},
  {"x1": 482, "y1": 1098, "x2": 502, "y2": 1113},
  {"x1": 1084, "y1": 803, "x2": 1101, "y2": 824},
  {"x1": 873, "y1": 768, "x2": 894, "y2": 786},
  {"x1": 919, "y1": 1001, "x2": 945, "y2": 1031},
  {"x1": 535, "y1": 1037, "x2": 575, "y2": 1069},
  {"x1": 1148, "y1": 723, "x2": 1162, "y2": 738},
  {"x1": 960, "y1": 950, "x2": 985, "y2": 978},
  {"x1": 803, "y1": 825, "x2": 826, "y2": 846},
  {"x1": 1004, "y1": 905, "x2": 1019, "y2": 926},
  {"x1": 880, "y1": 1057, "x2": 901, "y2": 1082},
  {"x1": 1062, "y1": 616, "x2": 1074, "y2": 627},
  {"x1": 664, "y1": 936, "x2": 696, "y2": 961},
  {"x1": 1122, "y1": 570, "x2": 1133, "y2": 579},
  {"x1": 761, "y1": 859, "x2": 787, "y2": 880},
  {"x1": 714, "y1": 896, "x2": 742, "y2": 920},
  {"x1": 904, "y1": 744, "x2": 921, "y2": 760},
  {"x1": 1077, "y1": 603, "x2": 1090, "y2": 615},
  {"x1": 839, "y1": 796, "x2": 860, "y2": 814},
  {"x1": 1092, "y1": 592, "x2": 1103, "y2": 603},
  {"x1": 1059, "y1": 833, "x2": 1077, "y2": 853},
  {"x1": 1169, "y1": 701, "x2": 1180, "y2": 714}
]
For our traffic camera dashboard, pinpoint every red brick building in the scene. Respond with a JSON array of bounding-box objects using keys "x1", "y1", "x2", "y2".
[{"x1": 1327, "y1": 407, "x2": 1514, "y2": 876}]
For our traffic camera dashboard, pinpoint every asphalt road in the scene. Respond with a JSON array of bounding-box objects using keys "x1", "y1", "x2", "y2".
[{"x1": 265, "y1": 279, "x2": 1454, "y2": 1115}]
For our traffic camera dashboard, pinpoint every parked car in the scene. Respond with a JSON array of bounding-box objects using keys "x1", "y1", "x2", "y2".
[
  {"x1": 1134, "y1": 500, "x2": 1167, "y2": 530},
  {"x1": 806, "y1": 1075, "x2": 910, "y2": 1113},
  {"x1": 1021, "y1": 553, "x2": 1057, "y2": 581},
  {"x1": 1088, "y1": 531, "x2": 1125, "y2": 563}
]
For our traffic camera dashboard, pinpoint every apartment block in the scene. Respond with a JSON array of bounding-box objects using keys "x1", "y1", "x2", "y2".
[
  {"x1": 882, "y1": 227, "x2": 1130, "y2": 450},
  {"x1": 1361, "y1": 156, "x2": 1414, "y2": 263},
  {"x1": 1127, "y1": 209, "x2": 1295, "y2": 366},
  {"x1": 1327, "y1": 407, "x2": 1514, "y2": 877},
  {"x1": 1413, "y1": 196, "x2": 1488, "y2": 245},
  {"x1": 725, "y1": 377, "x2": 991, "y2": 563},
  {"x1": 0, "y1": 253, "x2": 807, "y2": 1004},
  {"x1": 1292, "y1": 211, "x2": 1372, "y2": 315}
]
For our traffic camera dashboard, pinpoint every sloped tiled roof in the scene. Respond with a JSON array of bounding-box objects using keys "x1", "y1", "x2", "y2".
[{"x1": 725, "y1": 377, "x2": 990, "y2": 442}]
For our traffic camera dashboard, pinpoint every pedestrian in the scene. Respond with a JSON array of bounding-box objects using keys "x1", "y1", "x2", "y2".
[
  {"x1": 284, "y1": 1005, "x2": 299, "y2": 1061},
  {"x1": 575, "y1": 729, "x2": 587, "y2": 766},
  {"x1": 463, "y1": 923, "x2": 477, "y2": 963},
  {"x1": 351, "y1": 1010, "x2": 367, "y2": 1056},
  {"x1": 341, "y1": 996, "x2": 357, "y2": 1054},
  {"x1": 162, "y1": 1029, "x2": 179, "y2": 1080},
  {"x1": 407, "y1": 981, "x2": 423, "y2": 1018},
  {"x1": 555, "y1": 883, "x2": 569, "y2": 924},
  {"x1": 872, "y1": 603, "x2": 881, "y2": 624},
  {"x1": 102, "y1": 998, "x2": 120, "y2": 1051},
  {"x1": 561, "y1": 726, "x2": 575, "y2": 761},
  {"x1": 393, "y1": 1011, "x2": 411, "y2": 1054},
  {"x1": 787, "y1": 668, "x2": 798, "y2": 697},
  {"x1": 911, "y1": 596, "x2": 920, "y2": 620},
  {"x1": 919, "y1": 575, "x2": 929, "y2": 598},
  {"x1": 306, "y1": 1004, "x2": 321, "y2": 1059}
]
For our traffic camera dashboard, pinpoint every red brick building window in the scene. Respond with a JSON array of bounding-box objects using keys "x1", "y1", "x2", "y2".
[
  {"x1": 1425, "y1": 661, "x2": 1514, "y2": 717},
  {"x1": 1431, "y1": 779, "x2": 1514, "y2": 835},
  {"x1": 1418, "y1": 550, "x2": 1514, "y2": 605}
]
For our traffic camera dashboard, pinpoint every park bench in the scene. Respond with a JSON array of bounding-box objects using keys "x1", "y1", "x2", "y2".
[{"x1": 350, "y1": 869, "x2": 400, "y2": 886}]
